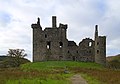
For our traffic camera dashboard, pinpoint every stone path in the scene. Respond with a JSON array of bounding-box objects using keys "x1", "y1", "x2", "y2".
[{"x1": 70, "y1": 74, "x2": 88, "y2": 84}]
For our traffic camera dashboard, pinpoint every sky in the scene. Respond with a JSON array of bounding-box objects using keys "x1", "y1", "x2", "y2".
[{"x1": 0, "y1": 0, "x2": 120, "y2": 61}]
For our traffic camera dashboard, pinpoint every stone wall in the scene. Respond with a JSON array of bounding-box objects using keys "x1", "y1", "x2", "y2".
[{"x1": 31, "y1": 16, "x2": 106, "y2": 65}]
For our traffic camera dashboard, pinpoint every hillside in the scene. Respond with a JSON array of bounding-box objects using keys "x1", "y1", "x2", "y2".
[
  {"x1": 20, "y1": 61, "x2": 120, "y2": 84},
  {"x1": 0, "y1": 61, "x2": 120, "y2": 84},
  {"x1": 106, "y1": 54, "x2": 120, "y2": 69},
  {"x1": 0, "y1": 56, "x2": 8, "y2": 61},
  {"x1": 107, "y1": 54, "x2": 120, "y2": 62}
]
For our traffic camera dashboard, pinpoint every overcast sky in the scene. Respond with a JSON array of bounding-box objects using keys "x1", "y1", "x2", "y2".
[{"x1": 0, "y1": 0, "x2": 120, "y2": 61}]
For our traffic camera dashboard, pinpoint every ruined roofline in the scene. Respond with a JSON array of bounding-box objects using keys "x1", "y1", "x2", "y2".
[
  {"x1": 98, "y1": 36, "x2": 106, "y2": 38},
  {"x1": 78, "y1": 38, "x2": 94, "y2": 45},
  {"x1": 31, "y1": 17, "x2": 42, "y2": 29},
  {"x1": 79, "y1": 38, "x2": 94, "y2": 42},
  {"x1": 31, "y1": 16, "x2": 105, "y2": 42},
  {"x1": 32, "y1": 16, "x2": 68, "y2": 29},
  {"x1": 44, "y1": 27, "x2": 59, "y2": 31},
  {"x1": 44, "y1": 23, "x2": 68, "y2": 29},
  {"x1": 68, "y1": 41, "x2": 77, "y2": 46},
  {"x1": 83, "y1": 38, "x2": 93, "y2": 40},
  {"x1": 94, "y1": 25, "x2": 106, "y2": 37}
]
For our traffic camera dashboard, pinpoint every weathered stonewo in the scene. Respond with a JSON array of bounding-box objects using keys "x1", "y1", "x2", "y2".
[{"x1": 31, "y1": 16, "x2": 106, "y2": 65}]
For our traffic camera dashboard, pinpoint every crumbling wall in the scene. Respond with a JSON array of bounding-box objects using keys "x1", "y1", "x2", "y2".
[
  {"x1": 31, "y1": 16, "x2": 106, "y2": 65},
  {"x1": 78, "y1": 38, "x2": 95, "y2": 62}
]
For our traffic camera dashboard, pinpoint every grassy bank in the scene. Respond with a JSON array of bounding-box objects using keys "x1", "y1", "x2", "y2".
[
  {"x1": 0, "y1": 61, "x2": 120, "y2": 84},
  {"x1": 21, "y1": 61, "x2": 104, "y2": 70}
]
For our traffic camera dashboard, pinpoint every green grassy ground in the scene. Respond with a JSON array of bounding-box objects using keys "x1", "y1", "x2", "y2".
[
  {"x1": 6, "y1": 78, "x2": 70, "y2": 84},
  {"x1": 21, "y1": 61, "x2": 104, "y2": 70},
  {"x1": 0, "y1": 61, "x2": 120, "y2": 84}
]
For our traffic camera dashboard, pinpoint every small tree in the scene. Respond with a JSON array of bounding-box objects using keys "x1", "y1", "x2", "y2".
[
  {"x1": 6, "y1": 49, "x2": 27, "y2": 67},
  {"x1": 7, "y1": 49, "x2": 27, "y2": 58}
]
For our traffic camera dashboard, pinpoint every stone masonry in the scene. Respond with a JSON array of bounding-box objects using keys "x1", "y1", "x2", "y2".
[{"x1": 31, "y1": 16, "x2": 106, "y2": 65}]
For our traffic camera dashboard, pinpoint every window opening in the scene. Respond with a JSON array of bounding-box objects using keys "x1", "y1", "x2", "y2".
[
  {"x1": 68, "y1": 51, "x2": 69, "y2": 53},
  {"x1": 97, "y1": 50, "x2": 99, "y2": 54},
  {"x1": 76, "y1": 51, "x2": 78, "y2": 53},
  {"x1": 47, "y1": 41, "x2": 51, "y2": 49},
  {"x1": 97, "y1": 42, "x2": 99, "y2": 45},
  {"x1": 59, "y1": 42, "x2": 63, "y2": 48},
  {"x1": 45, "y1": 34, "x2": 47, "y2": 38},
  {"x1": 89, "y1": 42, "x2": 92, "y2": 46}
]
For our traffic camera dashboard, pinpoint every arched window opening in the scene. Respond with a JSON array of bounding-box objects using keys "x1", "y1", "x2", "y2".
[
  {"x1": 89, "y1": 42, "x2": 92, "y2": 47},
  {"x1": 97, "y1": 50, "x2": 99, "y2": 54},
  {"x1": 59, "y1": 42, "x2": 63, "y2": 48},
  {"x1": 47, "y1": 41, "x2": 51, "y2": 49}
]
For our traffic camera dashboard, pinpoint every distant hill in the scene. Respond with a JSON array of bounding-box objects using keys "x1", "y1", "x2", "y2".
[
  {"x1": 0, "y1": 56, "x2": 8, "y2": 61},
  {"x1": 107, "y1": 54, "x2": 120, "y2": 69},
  {"x1": 107, "y1": 54, "x2": 120, "y2": 62}
]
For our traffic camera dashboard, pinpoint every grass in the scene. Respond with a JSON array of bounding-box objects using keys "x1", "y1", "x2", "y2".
[
  {"x1": 0, "y1": 61, "x2": 120, "y2": 84},
  {"x1": 0, "y1": 67, "x2": 72, "y2": 84},
  {"x1": 70, "y1": 67, "x2": 120, "y2": 84},
  {"x1": 81, "y1": 73, "x2": 102, "y2": 84},
  {"x1": 6, "y1": 78, "x2": 70, "y2": 84},
  {"x1": 21, "y1": 61, "x2": 104, "y2": 71}
]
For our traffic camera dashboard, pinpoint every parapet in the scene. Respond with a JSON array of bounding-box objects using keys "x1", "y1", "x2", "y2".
[{"x1": 59, "y1": 23, "x2": 68, "y2": 29}]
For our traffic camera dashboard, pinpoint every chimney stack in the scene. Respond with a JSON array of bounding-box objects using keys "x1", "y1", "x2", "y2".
[
  {"x1": 52, "y1": 16, "x2": 57, "y2": 28},
  {"x1": 95, "y1": 25, "x2": 98, "y2": 31},
  {"x1": 95, "y1": 25, "x2": 98, "y2": 40}
]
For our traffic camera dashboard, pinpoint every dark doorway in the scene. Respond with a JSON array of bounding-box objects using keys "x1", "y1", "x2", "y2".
[
  {"x1": 72, "y1": 56, "x2": 75, "y2": 61},
  {"x1": 59, "y1": 56, "x2": 63, "y2": 60}
]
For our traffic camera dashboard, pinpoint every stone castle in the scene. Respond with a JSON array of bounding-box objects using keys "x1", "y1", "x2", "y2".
[{"x1": 31, "y1": 16, "x2": 106, "y2": 65}]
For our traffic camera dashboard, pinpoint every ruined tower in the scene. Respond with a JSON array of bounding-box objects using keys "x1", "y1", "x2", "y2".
[
  {"x1": 31, "y1": 16, "x2": 68, "y2": 61},
  {"x1": 31, "y1": 17, "x2": 45, "y2": 61},
  {"x1": 31, "y1": 16, "x2": 106, "y2": 65},
  {"x1": 94, "y1": 25, "x2": 106, "y2": 65}
]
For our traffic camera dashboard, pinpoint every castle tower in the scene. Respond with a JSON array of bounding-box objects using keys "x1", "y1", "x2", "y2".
[
  {"x1": 94, "y1": 25, "x2": 106, "y2": 65},
  {"x1": 31, "y1": 17, "x2": 45, "y2": 62}
]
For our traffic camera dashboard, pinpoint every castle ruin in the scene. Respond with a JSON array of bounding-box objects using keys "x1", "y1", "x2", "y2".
[{"x1": 31, "y1": 16, "x2": 106, "y2": 65}]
